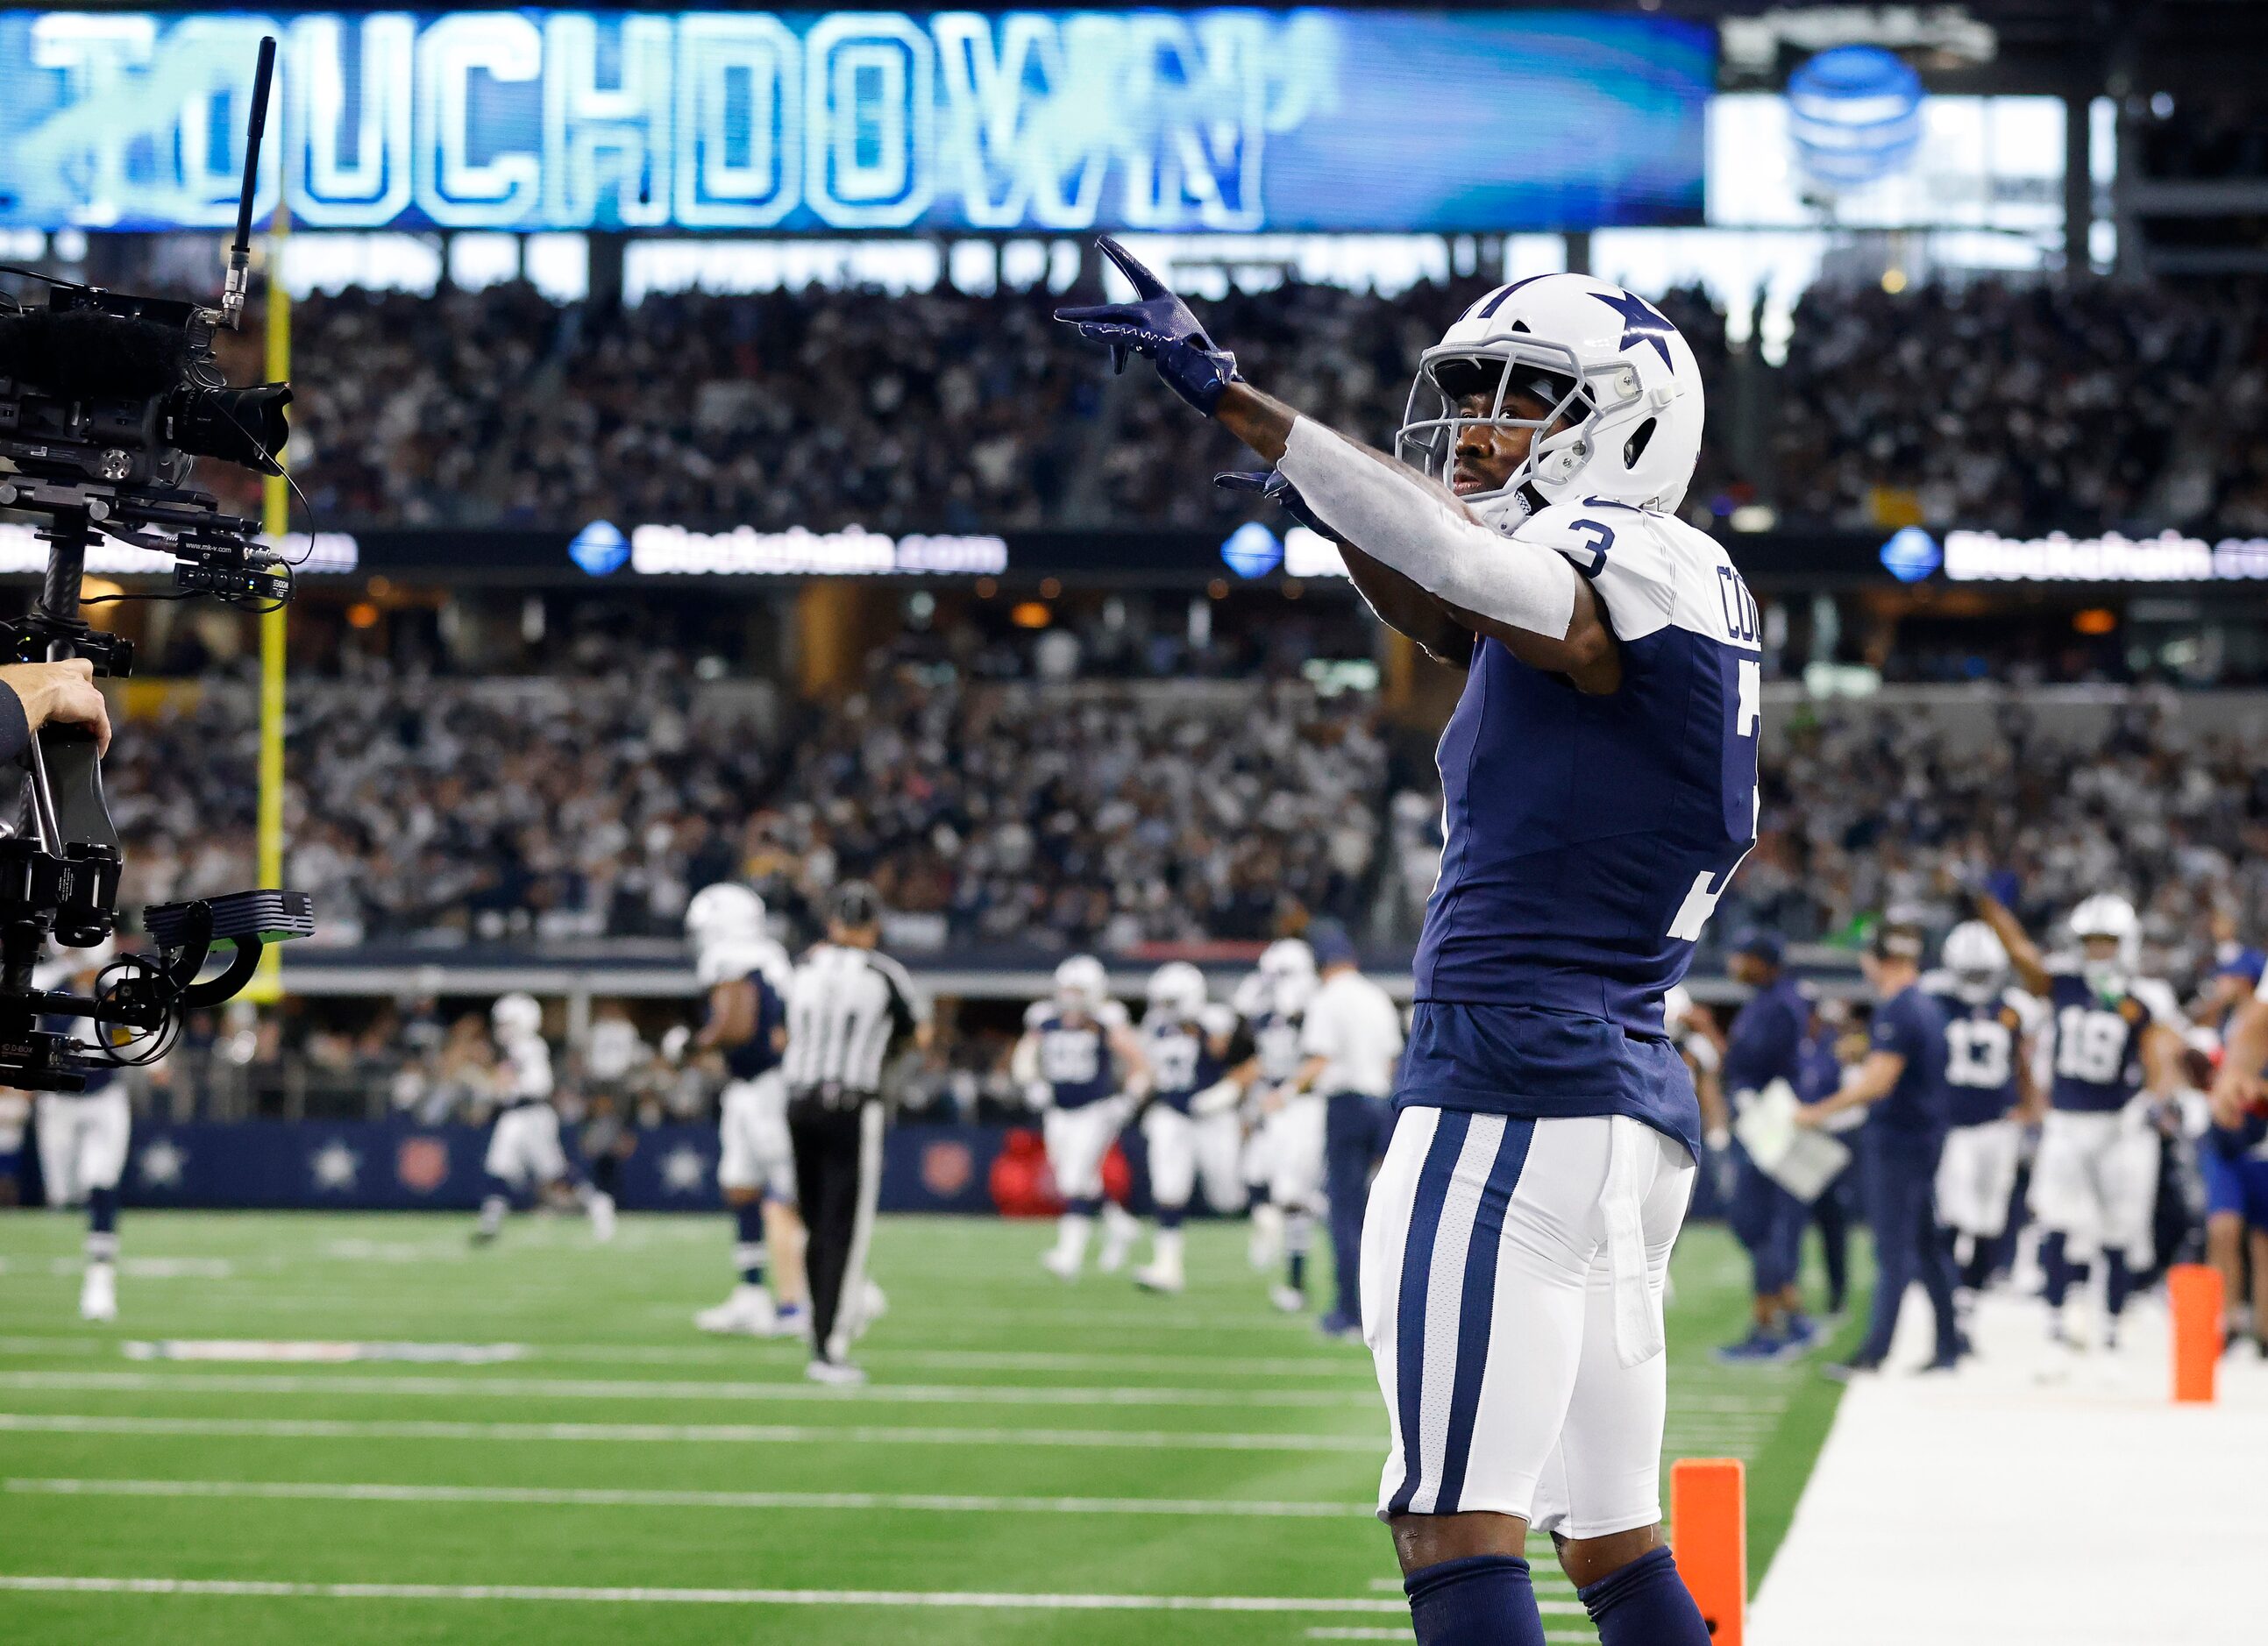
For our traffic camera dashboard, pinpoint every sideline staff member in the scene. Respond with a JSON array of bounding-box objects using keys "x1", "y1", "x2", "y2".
[
  {"x1": 0, "y1": 661, "x2": 112, "y2": 760},
  {"x1": 781, "y1": 880, "x2": 929, "y2": 1387}
]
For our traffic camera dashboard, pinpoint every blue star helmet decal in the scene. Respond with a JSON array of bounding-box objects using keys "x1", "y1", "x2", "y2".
[{"x1": 1593, "y1": 289, "x2": 1675, "y2": 371}]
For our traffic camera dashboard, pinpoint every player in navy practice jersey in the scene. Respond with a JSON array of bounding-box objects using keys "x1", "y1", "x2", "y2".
[
  {"x1": 1014, "y1": 954, "x2": 1149, "y2": 1281},
  {"x1": 1131, "y1": 961, "x2": 1241, "y2": 1295},
  {"x1": 1969, "y1": 888, "x2": 2186, "y2": 1352},
  {"x1": 1062, "y1": 242, "x2": 1754, "y2": 1645}
]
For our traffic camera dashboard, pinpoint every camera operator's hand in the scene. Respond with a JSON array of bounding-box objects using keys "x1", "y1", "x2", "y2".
[{"x1": 0, "y1": 660, "x2": 112, "y2": 756}]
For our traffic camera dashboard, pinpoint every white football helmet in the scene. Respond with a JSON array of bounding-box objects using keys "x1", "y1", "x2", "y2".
[
  {"x1": 491, "y1": 991, "x2": 543, "y2": 1039},
  {"x1": 1397, "y1": 273, "x2": 1705, "y2": 520},
  {"x1": 1146, "y1": 961, "x2": 1208, "y2": 1024},
  {"x1": 2069, "y1": 893, "x2": 2139, "y2": 991},
  {"x1": 1054, "y1": 954, "x2": 1109, "y2": 1018},
  {"x1": 685, "y1": 883, "x2": 767, "y2": 953},
  {"x1": 1259, "y1": 938, "x2": 1318, "y2": 1017},
  {"x1": 1941, "y1": 920, "x2": 2009, "y2": 1003}
]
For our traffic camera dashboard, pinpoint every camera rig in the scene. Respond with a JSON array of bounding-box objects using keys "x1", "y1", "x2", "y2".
[{"x1": 0, "y1": 35, "x2": 311, "y2": 1091}]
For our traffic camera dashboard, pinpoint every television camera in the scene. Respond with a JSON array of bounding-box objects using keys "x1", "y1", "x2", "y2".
[{"x1": 0, "y1": 34, "x2": 311, "y2": 1090}]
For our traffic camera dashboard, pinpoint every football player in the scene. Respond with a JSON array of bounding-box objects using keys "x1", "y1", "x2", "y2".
[
  {"x1": 473, "y1": 992, "x2": 616, "y2": 1245},
  {"x1": 32, "y1": 940, "x2": 129, "y2": 1320},
  {"x1": 1131, "y1": 961, "x2": 1241, "y2": 1295},
  {"x1": 1925, "y1": 920, "x2": 2046, "y2": 1313},
  {"x1": 1015, "y1": 954, "x2": 1148, "y2": 1280},
  {"x1": 2208, "y1": 961, "x2": 2268, "y2": 1358},
  {"x1": 1238, "y1": 938, "x2": 1323, "y2": 1309},
  {"x1": 1063, "y1": 245, "x2": 1746, "y2": 1642},
  {"x1": 682, "y1": 884, "x2": 806, "y2": 1339},
  {"x1": 1969, "y1": 889, "x2": 2186, "y2": 1352}
]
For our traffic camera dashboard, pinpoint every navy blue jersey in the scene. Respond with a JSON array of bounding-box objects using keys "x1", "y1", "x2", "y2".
[
  {"x1": 1794, "y1": 1019, "x2": 1843, "y2": 1106},
  {"x1": 1866, "y1": 984, "x2": 1951, "y2": 1139},
  {"x1": 1400, "y1": 503, "x2": 1761, "y2": 1160},
  {"x1": 1249, "y1": 1008, "x2": 1306, "y2": 1090},
  {"x1": 1142, "y1": 1006, "x2": 1234, "y2": 1114},
  {"x1": 1723, "y1": 975, "x2": 1809, "y2": 1099},
  {"x1": 1928, "y1": 986, "x2": 2037, "y2": 1129},
  {"x1": 1028, "y1": 1007, "x2": 1121, "y2": 1110},
  {"x1": 720, "y1": 969, "x2": 787, "y2": 1082},
  {"x1": 2043, "y1": 971, "x2": 2177, "y2": 1114}
]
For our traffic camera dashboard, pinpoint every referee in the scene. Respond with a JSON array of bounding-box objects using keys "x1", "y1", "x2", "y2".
[{"x1": 782, "y1": 880, "x2": 929, "y2": 1385}]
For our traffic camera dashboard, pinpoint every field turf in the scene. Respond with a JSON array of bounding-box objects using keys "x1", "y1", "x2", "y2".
[{"x1": 0, "y1": 1210, "x2": 1854, "y2": 1644}]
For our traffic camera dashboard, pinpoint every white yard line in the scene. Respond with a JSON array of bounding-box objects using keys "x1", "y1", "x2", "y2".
[
  {"x1": 4, "y1": 1476, "x2": 1375, "y2": 1519},
  {"x1": 0, "y1": 1411, "x2": 1384, "y2": 1452},
  {"x1": 0, "y1": 1574, "x2": 1410, "y2": 1614},
  {"x1": 1751, "y1": 1292, "x2": 2268, "y2": 1646}
]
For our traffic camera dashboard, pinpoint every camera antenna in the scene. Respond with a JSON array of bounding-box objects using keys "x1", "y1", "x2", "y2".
[{"x1": 221, "y1": 33, "x2": 277, "y2": 330}]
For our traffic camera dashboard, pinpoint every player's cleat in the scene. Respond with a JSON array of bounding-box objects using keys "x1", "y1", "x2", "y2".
[
  {"x1": 1269, "y1": 1283, "x2": 1307, "y2": 1314},
  {"x1": 1132, "y1": 1259, "x2": 1184, "y2": 1295},
  {"x1": 78, "y1": 1261, "x2": 117, "y2": 1323},
  {"x1": 805, "y1": 1357, "x2": 867, "y2": 1387},
  {"x1": 1316, "y1": 1310, "x2": 1362, "y2": 1343},
  {"x1": 1918, "y1": 1351, "x2": 1963, "y2": 1374},
  {"x1": 1774, "y1": 1315, "x2": 1824, "y2": 1359},
  {"x1": 1042, "y1": 1247, "x2": 1081, "y2": 1281},
  {"x1": 1714, "y1": 1329, "x2": 1787, "y2": 1365},
  {"x1": 840, "y1": 1279, "x2": 888, "y2": 1341},
  {"x1": 587, "y1": 1191, "x2": 616, "y2": 1243},
  {"x1": 694, "y1": 1286, "x2": 778, "y2": 1337}
]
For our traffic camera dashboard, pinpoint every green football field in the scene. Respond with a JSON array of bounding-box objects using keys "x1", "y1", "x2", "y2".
[{"x1": 0, "y1": 1210, "x2": 1857, "y2": 1644}]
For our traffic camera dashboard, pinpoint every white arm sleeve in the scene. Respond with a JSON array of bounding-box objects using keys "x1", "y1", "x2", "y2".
[{"x1": 1276, "y1": 417, "x2": 1577, "y2": 639}]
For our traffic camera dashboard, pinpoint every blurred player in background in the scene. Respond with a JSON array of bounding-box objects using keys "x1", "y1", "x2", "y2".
[
  {"x1": 2197, "y1": 934, "x2": 2264, "y2": 1346},
  {"x1": 1132, "y1": 961, "x2": 1240, "y2": 1295},
  {"x1": 1970, "y1": 889, "x2": 2186, "y2": 1352},
  {"x1": 1926, "y1": 920, "x2": 2045, "y2": 1317},
  {"x1": 683, "y1": 883, "x2": 804, "y2": 1339},
  {"x1": 32, "y1": 940, "x2": 127, "y2": 1320},
  {"x1": 473, "y1": 992, "x2": 616, "y2": 1245},
  {"x1": 1716, "y1": 931, "x2": 1822, "y2": 1364},
  {"x1": 1242, "y1": 936, "x2": 1324, "y2": 1311},
  {"x1": 2208, "y1": 961, "x2": 2268, "y2": 1358},
  {"x1": 1797, "y1": 926, "x2": 1959, "y2": 1375},
  {"x1": 1062, "y1": 244, "x2": 1746, "y2": 1642},
  {"x1": 1016, "y1": 954, "x2": 1147, "y2": 1280},
  {"x1": 1298, "y1": 921, "x2": 1404, "y2": 1340}
]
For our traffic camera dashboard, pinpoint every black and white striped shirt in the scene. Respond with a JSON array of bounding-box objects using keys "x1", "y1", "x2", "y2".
[{"x1": 782, "y1": 943, "x2": 926, "y2": 1103}]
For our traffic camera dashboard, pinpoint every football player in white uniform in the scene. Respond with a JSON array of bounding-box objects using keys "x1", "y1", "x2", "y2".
[
  {"x1": 1238, "y1": 938, "x2": 1320, "y2": 1304},
  {"x1": 473, "y1": 993, "x2": 616, "y2": 1245},
  {"x1": 1923, "y1": 920, "x2": 2045, "y2": 1315},
  {"x1": 1132, "y1": 961, "x2": 1241, "y2": 1294},
  {"x1": 682, "y1": 884, "x2": 806, "y2": 1338},
  {"x1": 1970, "y1": 890, "x2": 2185, "y2": 1350},
  {"x1": 1062, "y1": 242, "x2": 1737, "y2": 1645},
  {"x1": 1015, "y1": 954, "x2": 1148, "y2": 1279},
  {"x1": 32, "y1": 940, "x2": 130, "y2": 1320}
]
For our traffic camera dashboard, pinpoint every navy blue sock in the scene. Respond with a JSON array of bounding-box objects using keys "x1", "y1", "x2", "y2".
[
  {"x1": 732, "y1": 1201, "x2": 767, "y2": 1288},
  {"x1": 1155, "y1": 1204, "x2": 1184, "y2": 1231},
  {"x1": 1576, "y1": 1545, "x2": 1711, "y2": 1645},
  {"x1": 87, "y1": 1186, "x2": 118, "y2": 1236},
  {"x1": 1287, "y1": 1250, "x2": 1307, "y2": 1293},
  {"x1": 2103, "y1": 1248, "x2": 2133, "y2": 1318},
  {"x1": 1069, "y1": 1195, "x2": 1101, "y2": 1220},
  {"x1": 2040, "y1": 1233, "x2": 2071, "y2": 1308},
  {"x1": 1404, "y1": 1555, "x2": 1543, "y2": 1646}
]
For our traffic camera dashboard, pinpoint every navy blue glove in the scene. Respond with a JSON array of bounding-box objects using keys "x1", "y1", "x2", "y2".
[
  {"x1": 1214, "y1": 468, "x2": 1330, "y2": 537},
  {"x1": 1055, "y1": 237, "x2": 1240, "y2": 416}
]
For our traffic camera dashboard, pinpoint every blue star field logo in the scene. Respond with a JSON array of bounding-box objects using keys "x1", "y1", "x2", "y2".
[
  {"x1": 1593, "y1": 289, "x2": 1676, "y2": 370},
  {"x1": 1220, "y1": 521, "x2": 1283, "y2": 579},
  {"x1": 569, "y1": 520, "x2": 629, "y2": 576},
  {"x1": 1879, "y1": 527, "x2": 1942, "y2": 582}
]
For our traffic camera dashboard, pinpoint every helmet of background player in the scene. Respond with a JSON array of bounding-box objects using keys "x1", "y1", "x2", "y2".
[
  {"x1": 1146, "y1": 961, "x2": 1207, "y2": 1023},
  {"x1": 2069, "y1": 893, "x2": 2140, "y2": 997},
  {"x1": 491, "y1": 991, "x2": 543, "y2": 1040},
  {"x1": 1397, "y1": 273, "x2": 1704, "y2": 524},
  {"x1": 1054, "y1": 954, "x2": 1108, "y2": 1018},
  {"x1": 685, "y1": 882, "x2": 767, "y2": 958},
  {"x1": 1940, "y1": 919, "x2": 2009, "y2": 1004},
  {"x1": 1258, "y1": 938, "x2": 1317, "y2": 1017}
]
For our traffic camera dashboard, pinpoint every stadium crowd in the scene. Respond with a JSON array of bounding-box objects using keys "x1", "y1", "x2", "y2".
[{"x1": 271, "y1": 270, "x2": 2268, "y2": 537}]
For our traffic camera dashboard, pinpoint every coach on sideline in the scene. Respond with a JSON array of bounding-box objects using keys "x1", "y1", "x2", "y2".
[
  {"x1": 781, "y1": 880, "x2": 930, "y2": 1387},
  {"x1": 0, "y1": 660, "x2": 113, "y2": 760},
  {"x1": 1298, "y1": 921, "x2": 1404, "y2": 1341}
]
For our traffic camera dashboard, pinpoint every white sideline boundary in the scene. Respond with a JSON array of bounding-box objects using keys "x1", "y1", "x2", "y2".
[
  {"x1": 0, "y1": 1574, "x2": 1411, "y2": 1614},
  {"x1": 1751, "y1": 1290, "x2": 2268, "y2": 1646},
  {"x1": 4, "y1": 1476, "x2": 1376, "y2": 1520}
]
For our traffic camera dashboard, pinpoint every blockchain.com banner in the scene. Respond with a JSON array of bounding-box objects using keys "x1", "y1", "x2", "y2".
[{"x1": 0, "y1": 9, "x2": 1711, "y2": 233}]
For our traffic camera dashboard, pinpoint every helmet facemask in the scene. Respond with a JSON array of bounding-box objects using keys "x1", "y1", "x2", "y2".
[{"x1": 1398, "y1": 338, "x2": 1632, "y2": 512}]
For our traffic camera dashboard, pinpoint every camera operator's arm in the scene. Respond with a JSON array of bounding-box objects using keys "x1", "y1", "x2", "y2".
[{"x1": 0, "y1": 660, "x2": 111, "y2": 757}]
